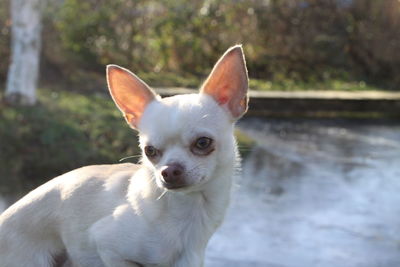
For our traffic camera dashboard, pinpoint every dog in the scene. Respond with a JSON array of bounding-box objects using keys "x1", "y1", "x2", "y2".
[{"x1": 0, "y1": 45, "x2": 249, "y2": 267}]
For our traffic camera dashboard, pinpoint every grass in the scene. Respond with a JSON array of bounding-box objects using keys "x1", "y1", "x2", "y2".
[
  {"x1": 142, "y1": 73, "x2": 385, "y2": 92},
  {"x1": 146, "y1": 74, "x2": 387, "y2": 92},
  {"x1": 0, "y1": 89, "x2": 140, "y2": 195},
  {"x1": 249, "y1": 78, "x2": 384, "y2": 92},
  {"x1": 137, "y1": 70, "x2": 388, "y2": 92}
]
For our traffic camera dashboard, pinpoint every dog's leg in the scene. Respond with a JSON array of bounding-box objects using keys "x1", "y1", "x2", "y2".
[
  {"x1": 94, "y1": 234, "x2": 143, "y2": 267},
  {"x1": 59, "y1": 258, "x2": 73, "y2": 267},
  {"x1": 172, "y1": 250, "x2": 205, "y2": 267},
  {"x1": 97, "y1": 249, "x2": 142, "y2": 267},
  {"x1": 103, "y1": 258, "x2": 142, "y2": 267},
  {"x1": 90, "y1": 213, "x2": 143, "y2": 267}
]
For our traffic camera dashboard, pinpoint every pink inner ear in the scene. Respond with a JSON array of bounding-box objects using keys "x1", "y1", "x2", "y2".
[
  {"x1": 200, "y1": 45, "x2": 249, "y2": 119},
  {"x1": 217, "y1": 86, "x2": 230, "y2": 105},
  {"x1": 218, "y1": 96, "x2": 229, "y2": 105},
  {"x1": 107, "y1": 65, "x2": 157, "y2": 128}
]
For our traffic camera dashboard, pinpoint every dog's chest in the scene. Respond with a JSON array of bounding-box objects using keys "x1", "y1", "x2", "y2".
[{"x1": 138, "y1": 195, "x2": 217, "y2": 265}]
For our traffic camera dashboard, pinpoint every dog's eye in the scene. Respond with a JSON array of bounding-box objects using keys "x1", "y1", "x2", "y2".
[
  {"x1": 191, "y1": 137, "x2": 214, "y2": 156},
  {"x1": 144, "y1": 146, "x2": 158, "y2": 158},
  {"x1": 194, "y1": 137, "x2": 212, "y2": 150}
]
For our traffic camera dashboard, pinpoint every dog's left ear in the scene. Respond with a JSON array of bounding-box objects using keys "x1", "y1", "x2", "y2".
[{"x1": 200, "y1": 45, "x2": 249, "y2": 119}]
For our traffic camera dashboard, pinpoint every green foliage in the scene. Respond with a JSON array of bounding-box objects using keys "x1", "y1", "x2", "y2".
[
  {"x1": 54, "y1": 0, "x2": 158, "y2": 71},
  {"x1": 151, "y1": 0, "x2": 254, "y2": 74},
  {"x1": 52, "y1": 0, "x2": 255, "y2": 76},
  {"x1": 47, "y1": 0, "x2": 400, "y2": 90},
  {"x1": 1, "y1": 0, "x2": 400, "y2": 89},
  {"x1": 0, "y1": 89, "x2": 140, "y2": 195}
]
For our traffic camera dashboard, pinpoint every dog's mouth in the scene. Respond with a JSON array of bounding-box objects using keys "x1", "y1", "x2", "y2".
[
  {"x1": 161, "y1": 181, "x2": 187, "y2": 190},
  {"x1": 159, "y1": 175, "x2": 207, "y2": 192}
]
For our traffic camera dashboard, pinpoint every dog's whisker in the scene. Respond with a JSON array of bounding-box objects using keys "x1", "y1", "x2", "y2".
[
  {"x1": 156, "y1": 189, "x2": 168, "y2": 201},
  {"x1": 119, "y1": 155, "x2": 142, "y2": 162},
  {"x1": 188, "y1": 165, "x2": 202, "y2": 173}
]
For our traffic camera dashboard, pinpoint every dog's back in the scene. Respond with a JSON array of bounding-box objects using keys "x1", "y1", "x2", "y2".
[{"x1": 0, "y1": 163, "x2": 138, "y2": 267}]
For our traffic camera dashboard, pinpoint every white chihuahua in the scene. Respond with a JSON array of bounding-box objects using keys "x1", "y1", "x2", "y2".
[{"x1": 0, "y1": 45, "x2": 248, "y2": 267}]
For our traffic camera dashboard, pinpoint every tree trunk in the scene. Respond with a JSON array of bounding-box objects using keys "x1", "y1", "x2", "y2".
[{"x1": 5, "y1": 0, "x2": 43, "y2": 105}]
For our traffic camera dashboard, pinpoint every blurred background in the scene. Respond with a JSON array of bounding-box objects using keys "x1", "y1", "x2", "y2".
[{"x1": 0, "y1": 0, "x2": 400, "y2": 266}]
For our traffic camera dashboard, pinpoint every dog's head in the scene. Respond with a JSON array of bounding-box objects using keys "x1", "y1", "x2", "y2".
[{"x1": 107, "y1": 45, "x2": 248, "y2": 191}]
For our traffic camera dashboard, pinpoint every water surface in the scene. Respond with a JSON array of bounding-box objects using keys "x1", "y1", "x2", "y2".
[{"x1": 206, "y1": 118, "x2": 400, "y2": 267}]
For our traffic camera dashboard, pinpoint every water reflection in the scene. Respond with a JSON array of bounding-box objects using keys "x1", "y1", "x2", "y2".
[{"x1": 206, "y1": 118, "x2": 400, "y2": 267}]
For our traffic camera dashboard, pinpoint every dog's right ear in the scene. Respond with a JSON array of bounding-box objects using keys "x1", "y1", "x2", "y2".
[
  {"x1": 200, "y1": 45, "x2": 249, "y2": 120},
  {"x1": 107, "y1": 65, "x2": 158, "y2": 129}
]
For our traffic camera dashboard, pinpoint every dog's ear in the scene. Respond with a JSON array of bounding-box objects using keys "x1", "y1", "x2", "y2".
[
  {"x1": 200, "y1": 45, "x2": 249, "y2": 119},
  {"x1": 107, "y1": 65, "x2": 158, "y2": 129}
]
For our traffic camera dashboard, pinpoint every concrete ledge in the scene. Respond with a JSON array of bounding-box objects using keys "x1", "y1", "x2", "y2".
[
  {"x1": 248, "y1": 90, "x2": 400, "y2": 100},
  {"x1": 155, "y1": 88, "x2": 400, "y2": 117}
]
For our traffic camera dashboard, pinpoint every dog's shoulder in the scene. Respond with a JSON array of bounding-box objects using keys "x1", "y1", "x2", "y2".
[
  {"x1": 0, "y1": 164, "x2": 140, "y2": 220},
  {"x1": 69, "y1": 163, "x2": 140, "y2": 181}
]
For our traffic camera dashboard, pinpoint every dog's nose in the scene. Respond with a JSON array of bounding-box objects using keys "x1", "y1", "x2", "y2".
[{"x1": 160, "y1": 163, "x2": 185, "y2": 188}]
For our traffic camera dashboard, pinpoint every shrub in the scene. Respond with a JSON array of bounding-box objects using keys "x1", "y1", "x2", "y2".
[{"x1": 0, "y1": 89, "x2": 140, "y2": 195}]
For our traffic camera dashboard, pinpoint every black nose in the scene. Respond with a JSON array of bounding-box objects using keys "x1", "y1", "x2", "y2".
[{"x1": 160, "y1": 163, "x2": 185, "y2": 188}]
